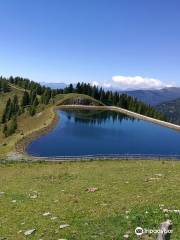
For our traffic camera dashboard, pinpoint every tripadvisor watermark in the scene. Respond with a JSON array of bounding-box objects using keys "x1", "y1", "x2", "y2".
[{"x1": 135, "y1": 226, "x2": 173, "y2": 236}]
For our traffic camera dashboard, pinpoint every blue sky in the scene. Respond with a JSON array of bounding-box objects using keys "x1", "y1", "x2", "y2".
[{"x1": 0, "y1": 0, "x2": 180, "y2": 89}]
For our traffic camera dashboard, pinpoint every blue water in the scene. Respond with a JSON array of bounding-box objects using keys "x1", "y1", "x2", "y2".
[{"x1": 27, "y1": 109, "x2": 180, "y2": 157}]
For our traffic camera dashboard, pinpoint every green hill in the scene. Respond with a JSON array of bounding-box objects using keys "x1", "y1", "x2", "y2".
[{"x1": 55, "y1": 93, "x2": 104, "y2": 106}]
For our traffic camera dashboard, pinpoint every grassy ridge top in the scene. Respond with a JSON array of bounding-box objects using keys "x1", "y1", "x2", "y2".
[{"x1": 55, "y1": 93, "x2": 104, "y2": 106}]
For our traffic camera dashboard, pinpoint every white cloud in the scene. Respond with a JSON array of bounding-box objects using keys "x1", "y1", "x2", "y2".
[{"x1": 111, "y1": 75, "x2": 173, "y2": 90}]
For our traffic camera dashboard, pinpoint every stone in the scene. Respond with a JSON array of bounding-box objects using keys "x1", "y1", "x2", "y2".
[
  {"x1": 42, "y1": 212, "x2": 51, "y2": 216},
  {"x1": 30, "y1": 194, "x2": 38, "y2": 199},
  {"x1": 86, "y1": 187, "x2": 98, "y2": 193},
  {"x1": 123, "y1": 234, "x2": 129, "y2": 239},
  {"x1": 60, "y1": 224, "x2": 70, "y2": 229},
  {"x1": 24, "y1": 229, "x2": 36, "y2": 236},
  {"x1": 163, "y1": 209, "x2": 169, "y2": 213},
  {"x1": 157, "y1": 220, "x2": 172, "y2": 240},
  {"x1": 173, "y1": 210, "x2": 180, "y2": 214}
]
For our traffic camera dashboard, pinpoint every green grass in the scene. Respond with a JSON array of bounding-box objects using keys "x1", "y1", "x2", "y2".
[
  {"x1": 55, "y1": 93, "x2": 104, "y2": 106},
  {"x1": 0, "y1": 160, "x2": 179, "y2": 239}
]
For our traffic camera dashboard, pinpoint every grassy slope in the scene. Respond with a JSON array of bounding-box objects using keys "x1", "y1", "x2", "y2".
[
  {"x1": 55, "y1": 93, "x2": 104, "y2": 106},
  {"x1": 0, "y1": 160, "x2": 179, "y2": 240},
  {"x1": 0, "y1": 84, "x2": 24, "y2": 116},
  {"x1": 0, "y1": 90, "x2": 104, "y2": 155},
  {"x1": 0, "y1": 85, "x2": 25, "y2": 153}
]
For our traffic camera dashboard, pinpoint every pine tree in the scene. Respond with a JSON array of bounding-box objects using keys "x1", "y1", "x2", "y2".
[
  {"x1": 29, "y1": 90, "x2": 36, "y2": 105},
  {"x1": 33, "y1": 97, "x2": 39, "y2": 106},
  {"x1": 3, "y1": 117, "x2": 17, "y2": 137},
  {"x1": 41, "y1": 89, "x2": 51, "y2": 104},
  {"x1": 7, "y1": 117, "x2": 17, "y2": 136},
  {"x1": 21, "y1": 91, "x2": 30, "y2": 107},
  {"x1": 12, "y1": 95, "x2": 19, "y2": 115},
  {"x1": 3, "y1": 124, "x2": 8, "y2": 137},
  {"x1": 1, "y1": 98, "x2": 12, "y2": 123}
]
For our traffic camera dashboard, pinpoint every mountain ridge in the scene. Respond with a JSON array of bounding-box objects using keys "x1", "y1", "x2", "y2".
[{"x1": 124, "y1": 87, "x2": 180, "y2": 106}]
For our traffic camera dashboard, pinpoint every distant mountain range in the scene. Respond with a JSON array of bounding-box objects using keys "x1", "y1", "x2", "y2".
[
  {"x1": 41, "y1": 82, "x2": 180, "y2": 106},
  {"x1": 40, "y1": 82, "x2": 67, "y2": 89},
  {"x1": 124, "y1": 87, "x2": 180, "y2": 106}
]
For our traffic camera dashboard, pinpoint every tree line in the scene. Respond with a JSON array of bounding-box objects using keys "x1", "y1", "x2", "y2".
[{"x1": 8, "y1": 76, "x2": 63, "y2": 103}]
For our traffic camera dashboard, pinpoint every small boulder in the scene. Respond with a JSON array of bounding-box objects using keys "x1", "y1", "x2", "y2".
[
  {"x1": 30, "y1": 194, "x2": 38, "y2": 199},
  {"x1": 42, "y1": 212, "x2": 51, "y2": 216},
  {"x1": 86, "y1": 187, "x2": 98, "y2": 193},
  {"x1": 60, "y1": 224, "x2": 70, "y2": 229},
  {"x1": 24, "y1": 229, "x2": 36, "y2": 236},
  {"x1": 123, "y1": 234, "x2": 129, "y2": 239}
]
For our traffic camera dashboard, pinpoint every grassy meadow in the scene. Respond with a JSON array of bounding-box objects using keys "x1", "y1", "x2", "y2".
[{"x1": 0, "y1": 160, "x2": 179, "y2": 240}]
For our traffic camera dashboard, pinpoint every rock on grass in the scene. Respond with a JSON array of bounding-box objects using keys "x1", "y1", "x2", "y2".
[
  {"x1": 42, "y1": 212, "x2": 51, "y2": 216},
  {"x1": 24, "y1": 229, "x2": 36, "y2": 236},
  {"x1": 59, "y1": 224, "x2": 70, "y2": 229}
]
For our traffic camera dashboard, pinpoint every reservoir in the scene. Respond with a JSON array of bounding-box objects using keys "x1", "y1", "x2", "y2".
[{"x1": 27, "y1": 109, "x2": 180, "y2": 158}]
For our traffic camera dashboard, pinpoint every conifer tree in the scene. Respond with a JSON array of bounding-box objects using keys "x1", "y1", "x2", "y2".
[
  {"x1": 21, "y1": 91, "x2": 30, "y2": 107},
  {"x1": 1, "y1": 98, "x2": 12, "y2": 123},
  {"x1": 33, "y1": 97, "x2": 39, "y2": 106}
]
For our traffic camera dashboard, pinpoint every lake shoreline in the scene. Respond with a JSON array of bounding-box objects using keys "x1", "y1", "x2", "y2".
[
  {"x1": 15, "y1": 104, "x2": 180, "y2": 161},
  {"x1": 15, "y1": 107, "x2": 59, "y2": 156}
]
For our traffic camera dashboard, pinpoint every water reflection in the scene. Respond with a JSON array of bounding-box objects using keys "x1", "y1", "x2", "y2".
[{"x1": 64, "y1": 109, "x2": 135, "y2": 125}]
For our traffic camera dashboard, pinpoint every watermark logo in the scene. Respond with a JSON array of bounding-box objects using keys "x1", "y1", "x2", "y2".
[
  {"x1": 135, "y1": 227, "x2": 173, "y2": 236},
  {"x1": 135, "y1": 227, "x2": 143, "y2": 236}
]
